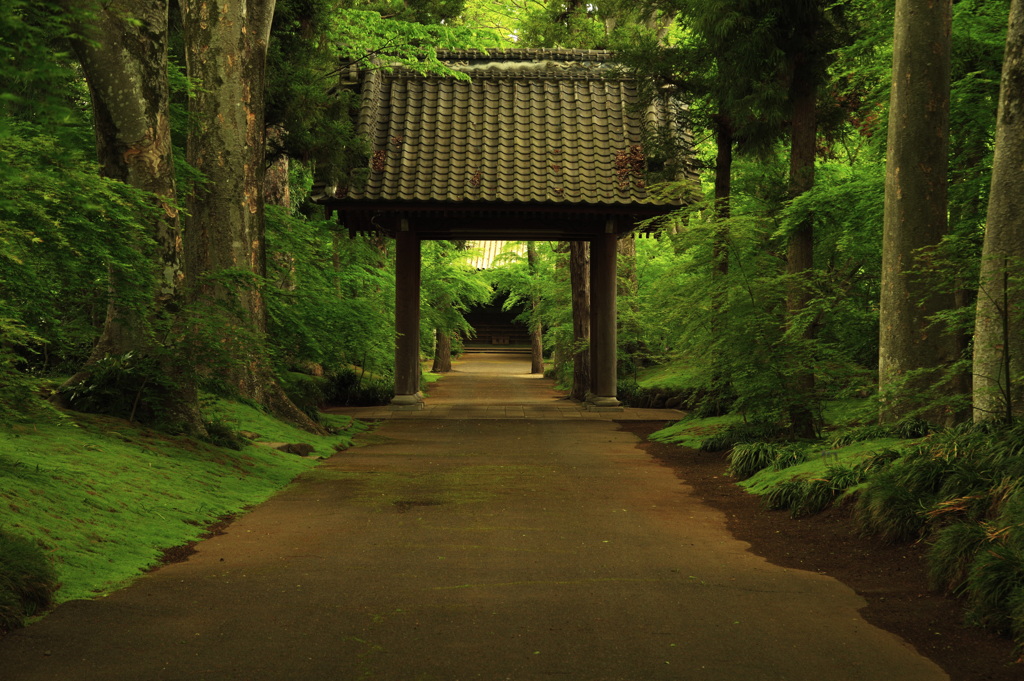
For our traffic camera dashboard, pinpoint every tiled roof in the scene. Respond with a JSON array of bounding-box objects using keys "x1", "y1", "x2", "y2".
[{"x1": 316, "y1": 49, "x2": 687, "y2": 210}]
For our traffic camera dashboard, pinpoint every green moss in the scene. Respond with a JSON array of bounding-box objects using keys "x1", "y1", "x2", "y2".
[
  {"x1": 633, "y1": 362, "x2": 699, "y2": 390},
  {"x1": 207, "y1": 399, "x2": 367, "y2": 455},
  {"x1": 738, "y1": 438, "x2": 907, "y2": 495},
  {"x1": 648, "y1": 414, "x2": 744, "y2": 449},
  {"x1": 0, "y1": 401, "x2": 366, "y2": 604}
]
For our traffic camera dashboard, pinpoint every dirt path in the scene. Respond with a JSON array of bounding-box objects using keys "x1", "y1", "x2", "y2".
[{"x1": 0, "y1": 356, "x2": 951, "y2": 680}]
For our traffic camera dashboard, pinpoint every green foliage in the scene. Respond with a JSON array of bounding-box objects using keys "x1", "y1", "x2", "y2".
[
  {"x1": 769, "y1": 443, "x2": 809, "y2": 471},
  {"x1": 58, "y1": 352, "x2": 175, "y2": 424},
  {"x1": 700, "y1": 420, "x2": 783, "y2": 453},
  {"x1": 264, "y1": 204, "x2": 395, "y2": 378},
  {"x1": 0, "y1": 1, "x2": 87, "y2": 136},
  {"x1": 927, "y1": 521, "x2": 989, "y2": 594},
  {"x1": 326, "y1": 368, "x2": 395, "y2": 406},
  {"x1": 0, "y1": 529, "x2": 59, "y2": 634},
  {"x1": 855, "y1": 470, "x2": 931, "y2": 542},
  {"x1": 199, "y1": 417, "x2": 249, "y2": 451},
  {"x1": 0, "y1": 319, "x2": 43, "y2": 425},
  {"x1": 632, "y1": 155, "x2": 882, "y2": 433},
  {"x1": 965, "y1": 540, "x2": 1024, "y2": 634},
  {"x1": 726, "y1": 441, "x2": 784, "y2": 479},
  {"x1": 827, "y1": 416, "x2": 935, "y2": 447},
  {"x1": 0, "y1": 124, "x2": 175, "y2": 425},
  {"x1": 278, "y1": 371, "x2": 330, "y2": 421},
  {"x1": 727, "y1": 440, "x2": 810, "y2": 479},
  {"x1": 762, "y1": 463, "x2": 867, "y2": 519},
  {"x1": 421, "y1": 240, "x2": 493, "y2": 351},
  {"x1": 828, "y1": 424, "x2": 890, "y2": 447}
]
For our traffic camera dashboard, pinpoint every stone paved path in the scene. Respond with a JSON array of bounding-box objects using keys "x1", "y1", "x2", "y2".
[{"x1": 0, "y1": 354, "x2": 948, "y2": 680}]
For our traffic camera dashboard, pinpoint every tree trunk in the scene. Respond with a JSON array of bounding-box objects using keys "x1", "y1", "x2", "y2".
[
  {"x1": 551, "y1": 244, "x2": 569, "y2": 379},
  {"x1": 265, "y1": 127, "x2": 291, "y2": 210},
  {"x1": 708, "y1": 112, "x2": 734, "y2": 412},
  {"x1": 432, "y1": 328, "x2": 453, "y2": 373},
  {"x1": 180, "y1": 0, "x2": 322, "y2": 432},
  {"x1": 616, "y1": 234, "x2": 642, "y2": 369},
  {"x1": 879, "y1": 0, "x2": 959, "y2": 424},
  {"x1": 527, "y1": 242, "x2": 544, "y2": 375},
  {"x1": 570, "y1": 241, "x2": 591, "y2": 401},
  {"x1": 59, "y1": 0, "x2": 202, "y2": 433},
  {"x1": 712, "y1": 115, "x2": 732, "y2": 322},
  {"x1": 974, "y1": 0, "x2": 1024, "y2": 422},
  {"x1": 785, "y1": 57, "x2": 819, "y2": 438}
]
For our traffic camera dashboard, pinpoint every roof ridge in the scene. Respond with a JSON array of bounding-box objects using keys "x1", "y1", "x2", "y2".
[{"x1": 436, "y1": 48, "x2": 615, "y2": 62}]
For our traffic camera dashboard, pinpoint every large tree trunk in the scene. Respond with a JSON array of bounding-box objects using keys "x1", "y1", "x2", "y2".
[
  {"x1": 570, "y1": 241, "x2": 591, "y2": 401},
  {"x1": 527, "y1": 242, "x2": 544, "y2": 375},
  {"x1": 59, "y1": 0, "x2": 202, "y2": 433},
  {"x1": 785, "y1": 58, "x2": 819, "y2": 438},
  {"x1": 974, "y1": 0, "x2": 1024, "y2": 422},
  {"x1": 879, "y1": 0, "x2": 959, "y2": 424},
  {"x1": 710, "y1": 113, "x2": 733, "y2": 397},
  {"x1": 180, "y1": 0, "x2": 322, "y2": 432},
  {"x1": 708, "y1": 113, "x2": 733, "y2": 329},
  {"x1": 431, "y1": 328, "x2": 453, "y2": 373}
]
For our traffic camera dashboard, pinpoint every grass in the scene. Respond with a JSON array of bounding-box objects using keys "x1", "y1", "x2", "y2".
[{"x1": 0, "y1": 400, "x2": 367, "y2": 605}]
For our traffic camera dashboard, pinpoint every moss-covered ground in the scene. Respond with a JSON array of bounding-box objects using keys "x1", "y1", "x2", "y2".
[
  {"x1": 632, "y1": 362, "x2": 699, "y2": 391},
  {"x1": 648, "y1": 414, "x2": 743, "y2": 449},
  {"x1": 0, "y1": 402, "x2": 367, "y2": 604},
  {"x1": 736, "y1": 438, "x2": 906, "y2": 494}
]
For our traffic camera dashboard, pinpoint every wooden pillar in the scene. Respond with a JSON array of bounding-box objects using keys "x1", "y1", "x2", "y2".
[
  {"x1": 392, "y1": 224, "x2": 423, "y2": 408},
  {"x1": 588, "y1": 224, "x2": 621, "y2": 408}
]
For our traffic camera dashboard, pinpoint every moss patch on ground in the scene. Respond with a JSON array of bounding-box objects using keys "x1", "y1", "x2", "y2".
[
  {"x1": 0, "y1": 402, "x2": 366, "y2": 604},
  {"x1": 648, "y1": 414, "x2": 744, "y2": 449},
  {"x1": 737, "y1": 438, "x2": 908, "y2": 495},
  {"x1": 207, "y1": 399, "x2": 366, "y2": 454},
  {"x1": 633, "y1": 362, "x2": 699, "y2": 391}
]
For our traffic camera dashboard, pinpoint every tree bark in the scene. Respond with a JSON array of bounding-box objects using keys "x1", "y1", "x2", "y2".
[
  {"x1": 879, "y1": 0, "x2": 959, "y2": 424},
  {"x1": 527, "y1": 242, "x2": 544, "y2": 375},
  {"x1": 432, "y1": 328, "x2": 453, "y2": 373},
  {"x1": 180, "y1": 0, "x2": 322, "y2": 431},
  {"x1": 711, "y1": 113, "x2": 732, "y2": 326},
  {"x1": 785, "y1": 57, "x2": 819, "y2": 438},
  {"x1": 616, "y1": 234, "x2": 642, "y2": 368},
  {"x1": 60, "y1": 0, "x2": 202, "y2": 433},
  {"x1": 973, "y1": 0, "x2": 1024, "y2": 422},
  {"x1": 570, "y1": 241, "x2": 591, "y2": 401}
]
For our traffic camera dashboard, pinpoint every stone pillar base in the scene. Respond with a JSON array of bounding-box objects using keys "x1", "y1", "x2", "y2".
[
  {"x1": 390, "y1": 393, "x2": 425, "y2": 410},
  {"x1": 586, "y1": 394, "x2": 623, "y2": 411}
]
